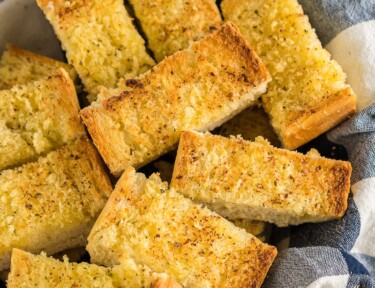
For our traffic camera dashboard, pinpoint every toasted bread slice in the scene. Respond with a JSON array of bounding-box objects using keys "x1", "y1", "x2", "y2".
[
  {"x1": 0, "y1": 44, "x2": 77, "y2": 90},
  {"x1": 87, "y1": 167, "x2": 277, "y2": 287},
  {"x1": 8, "y1": 249, "x2": 180, "y2": 288},
  {"x1": 171, "y1": 131, "x2": 352, "y2": 227},
  {"x1": 0, "y1": 68, "x2": 86, "y2": 171},
  {"x1": 217, "y1": 105, "x2": 280, "y2": 146},
  {"x1": 81, "y1": 22, "x2": 271, "y2": 176},
  {"x1": 221, "y1": 0, "x2": 357, "y2": 149},
  {"x1": 36, "y1": 0, "x2": 155, "y2": 100},
  {"x1": 0, "y1": 139, "x2": 112, "y2": 271},
  {"x1": 129, "y1": 0, "x2": 222, "y2": 62}
]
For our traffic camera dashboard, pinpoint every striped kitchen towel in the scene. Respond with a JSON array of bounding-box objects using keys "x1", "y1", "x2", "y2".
[{"x1": 264, "y1": 1, "x2": 375, "y2": 287}]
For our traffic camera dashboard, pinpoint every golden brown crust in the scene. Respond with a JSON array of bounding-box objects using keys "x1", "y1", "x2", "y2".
[
  {"x1": 8, "y1": 249, "x2": 26, "y2": 283},
  {"x1": 171, "y1": 131, "x2": 352, "y2": 227},
  {"x1": 327, "y1": 164, "x2": 352, "y2": 217},
  {"x1": 80, "y1": 22, "x2": 271, "y2": 176},
  {"x1": 75, "y1": 138, "x2": 113, "y2": 198},
  {"x1": 129, "y1": 0, "x2": 222, "y2": 62},
  {"x1": 87, "y1": 167, "x2": 277, "y2": 287},
  {"x1": 53, "y1": 68, "x2": 86, "y2": 138},
  {"x1": 79, "y1": 108, "x2": 121, "y2": 175},
  {"x1": 281, "y1": 87, "x2": 357, "y2": 150},
  {"x1": 222, "y1": 0, "x2": 357, "y2": 150}
]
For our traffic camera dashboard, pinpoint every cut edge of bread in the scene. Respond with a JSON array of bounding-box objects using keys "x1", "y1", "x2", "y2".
[
  {"x1": 44, "y1": 67, "x2": 87, "y2": 144},
  {"x1": 79, "y1": 137, "x2": 113, "y2": 198},
  {"x1": 279, "y1": 86, "x2": 357, "y2": 150}
]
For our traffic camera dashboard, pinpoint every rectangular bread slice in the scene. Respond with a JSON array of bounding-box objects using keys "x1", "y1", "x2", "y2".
[
  {"x1": 36, "y1": 0, "x2": 155, "y2": 100},
  {"x1": 0, "y1": 44, "x2": 77, "y2": 90},
  {"x1": 129, "y1": 0, "x2": 222, "y2": 62},
  {"x1": 81, "y1": 22, "x2": 271, "y2": 176},
  {"x1": 0, "y1": 68, "x2": 86, "y2": 171},
  {"x1": 87, "y1": 167, "x2": 277, "y2": 288},
  {"x1": 221, "y1": 0, "x2": 357, "y2": 150},
  {"x1": 170, "y1": 131, "x2": 352, "y2": 227},
  {"x1": 0, "y1": 139, "x2": 112, "y2": 271},
  {"x1": 7, "y1": 249, "x2": 180, "y2": 288}
]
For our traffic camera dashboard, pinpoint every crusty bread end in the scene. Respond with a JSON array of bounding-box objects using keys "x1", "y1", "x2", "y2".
[
  {"x1": 280, "y1": 87, "x2": 357, "y2": 150},
  {"x1": 8, "y1": 249, "x2": 181, "y2": 288}
]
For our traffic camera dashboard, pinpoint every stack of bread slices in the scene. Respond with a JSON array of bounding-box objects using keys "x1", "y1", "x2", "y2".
[{"x1": 1, "y1": 0, "x2": 356, "y2": 287}]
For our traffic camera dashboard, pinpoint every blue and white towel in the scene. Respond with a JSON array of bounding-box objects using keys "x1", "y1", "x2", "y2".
[{"x1": 264, "y1": 1, "x2": 375, "y2": 287}]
